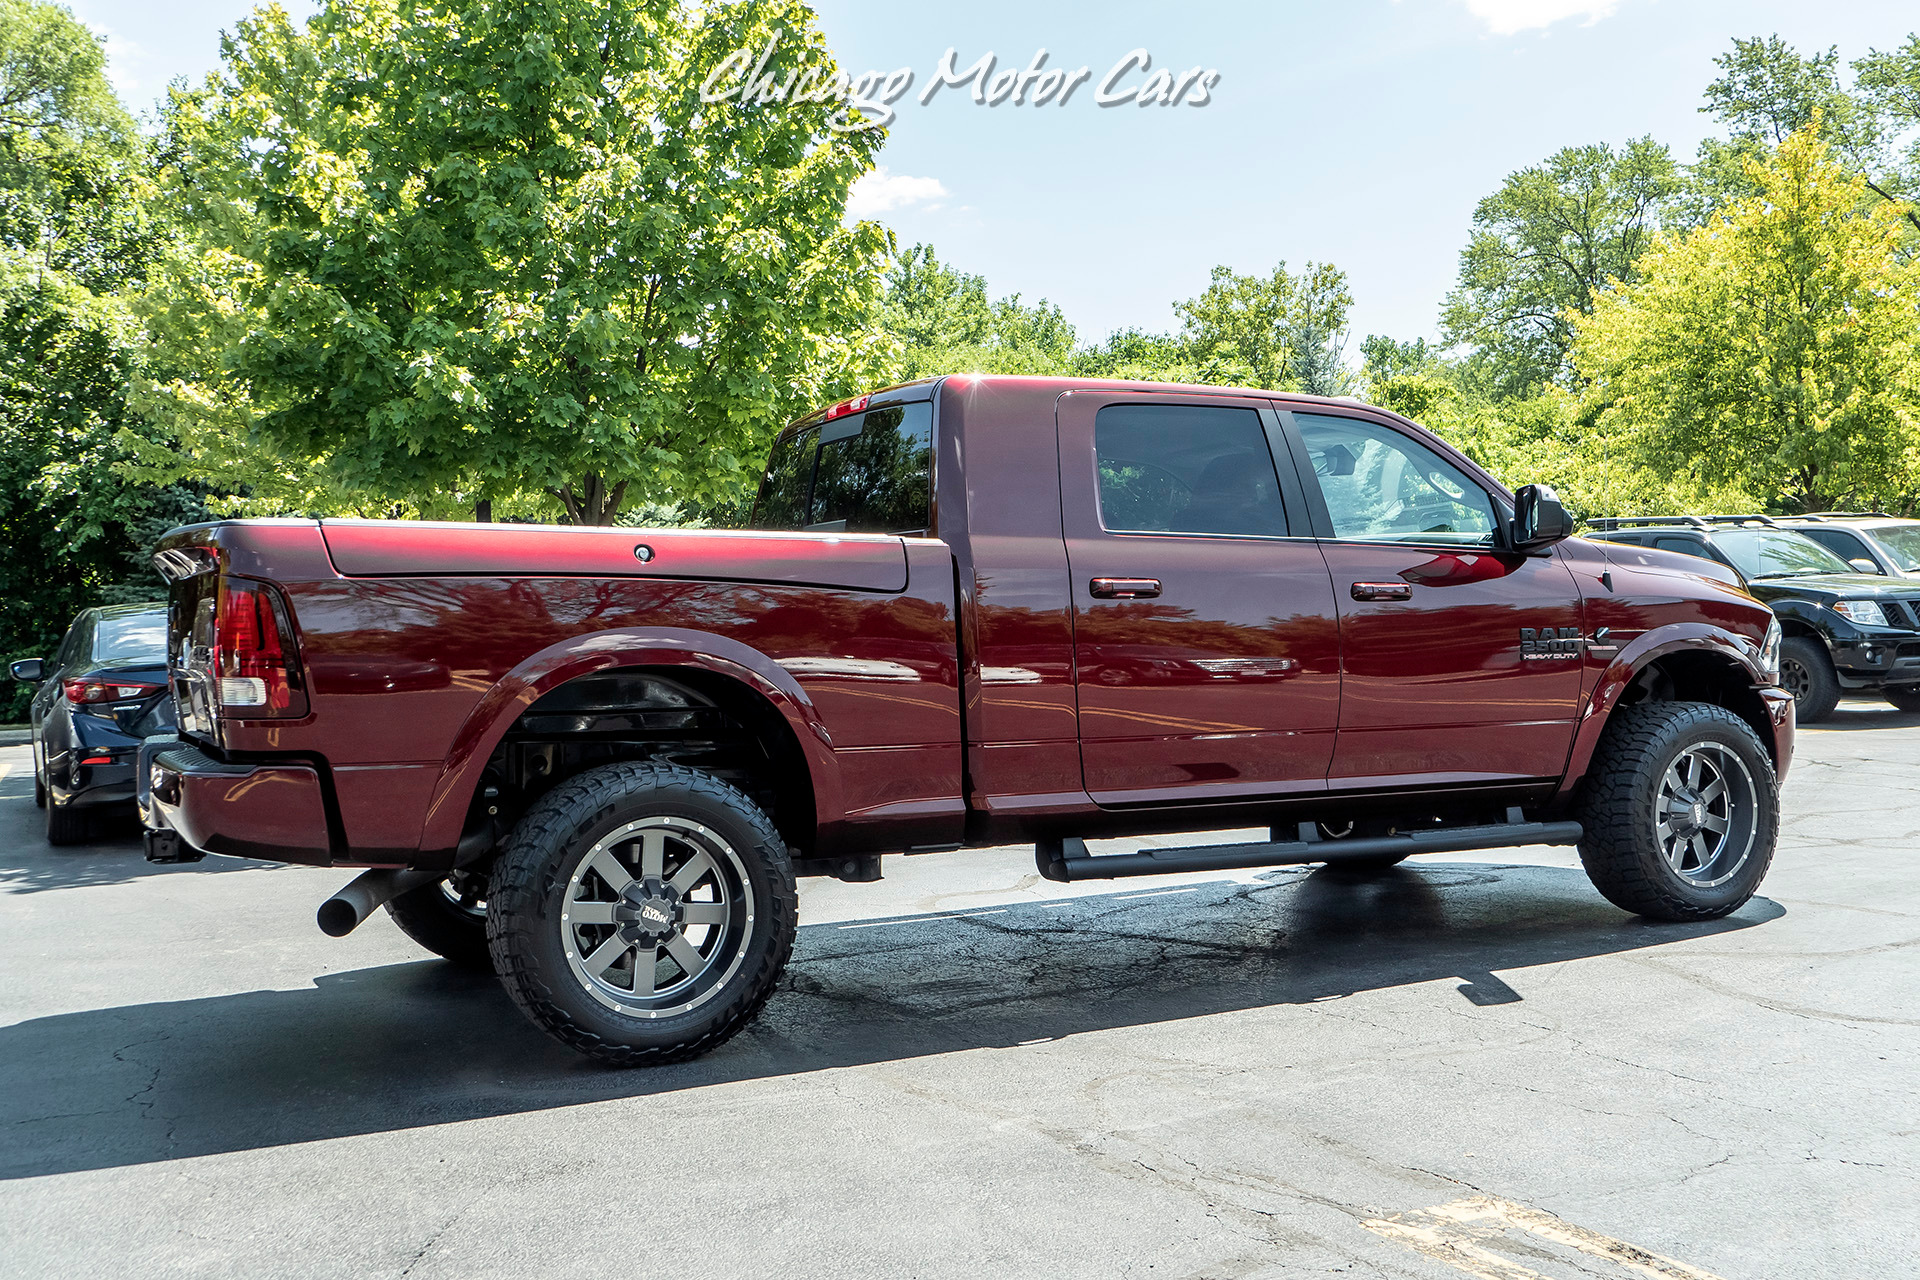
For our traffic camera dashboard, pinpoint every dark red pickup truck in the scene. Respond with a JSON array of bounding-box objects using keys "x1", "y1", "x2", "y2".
[{"x1": 142, "y1": 376, "x2": 1794, "y2": 1064}]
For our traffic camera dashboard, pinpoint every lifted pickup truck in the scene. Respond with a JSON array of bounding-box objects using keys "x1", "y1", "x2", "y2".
[{"x1": 143, "y1": 377, "x2": 1794, "y2": 1064}]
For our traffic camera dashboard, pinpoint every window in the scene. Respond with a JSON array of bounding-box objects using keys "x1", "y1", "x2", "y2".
[
  {"x1": 749, "y1": 402, "x2": 934, "y2": 535},
  {"x1": 1710, "y1": 529, "x2": 1851, "y2": 579},
  {"x1": 1094, "y1": 404, "x2": 1288, "y2": 536},
  {"x1": 94, "y1": 612, "x2": 168, "y2": 663},
  {"x1": 1654, "y1": 536, "x2": 1709, "y2": 559},
  {"x1": 1802, "y1": 528, "x2": 1873, "y2": 568},
  {"x1": 1868, "y1": 524, "x2": 1920, "y2": 572},
  {"x1": 1293, "y1": 413, "x2": 1497, "y2": 547}
]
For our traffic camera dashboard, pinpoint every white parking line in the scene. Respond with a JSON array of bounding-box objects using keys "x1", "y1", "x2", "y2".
[{"x1": 837, "y1": 909, "x2": 1009, "y2": 930}]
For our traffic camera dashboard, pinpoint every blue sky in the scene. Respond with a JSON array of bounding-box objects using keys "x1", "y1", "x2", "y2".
[{"x1": 72, "y1": 0, "x2": 1920, "y2": 349}]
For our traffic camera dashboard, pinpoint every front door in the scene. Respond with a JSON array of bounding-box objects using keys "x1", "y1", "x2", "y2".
[
  {"x1": 1284, "y1": 409, "x2": 1587, "y2": 787},
  {"x1": 1058, "y1": 391, "x2": 1342, "y2": 806}
]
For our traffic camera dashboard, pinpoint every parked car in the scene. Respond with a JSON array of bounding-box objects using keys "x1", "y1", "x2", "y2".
[
  {"x1": 1586, "y1": 515, "x2": 1920, "y2": 721},
  {"x1": 1770, "y1": 512, "x2": 1920, "y2": 580},
  {"x1": 9, "y1": 604, "x2": 176, "y2": 844},
  {"x1": 142, "y1": 377, "x2": 1791, "y2": 1066}
]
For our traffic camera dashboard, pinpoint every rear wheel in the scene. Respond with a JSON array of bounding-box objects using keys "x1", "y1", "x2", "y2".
[
  {"x1": 487, "y1": 762, "x2": 797, "y2": 1066},
  {"x1": 1779, "y1": 636, "x2": 1840, "y2": 723},
  {"x1": 1885, "y1": 685, "x2": 1920, "y2": 713},
  {"x1": 45, "y1": 797, "x2": 90, "y2": 846},
  {"x1": 1577, "y1": 702, "x2": 1776, "y2": 921},
  {"x1": 383, "y1": 870, "x2": 493, "y2": 970}
]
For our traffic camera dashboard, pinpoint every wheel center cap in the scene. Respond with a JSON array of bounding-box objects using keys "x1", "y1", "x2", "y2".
[
  {"x1": 614, "y1": 882, "x2": 680, "y2": 942},
  {"x1": 1691, "y1": 802, "x2": 1706, "y2": 828}
]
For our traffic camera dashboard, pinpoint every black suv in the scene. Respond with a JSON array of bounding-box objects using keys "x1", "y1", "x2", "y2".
[
  {"x1": 1769, "y1": 512, "x2": 1920, "y2": 580},
  {"x1": 1587, "y1": 516, "x2": 1920, "y2": 722}
]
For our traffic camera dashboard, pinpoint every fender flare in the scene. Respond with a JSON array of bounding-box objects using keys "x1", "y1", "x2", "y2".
[
  {"x1": 1556, "y1": 622, "x2": 1768, "y2": 802},
  {"x1": 416, "y1": 627, "x2": 840, "y2": 854}
]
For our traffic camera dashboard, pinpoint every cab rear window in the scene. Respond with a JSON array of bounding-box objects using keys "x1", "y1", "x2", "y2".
[{"x1": 749, "y1": 402, "x2": 933, "y2": 535}]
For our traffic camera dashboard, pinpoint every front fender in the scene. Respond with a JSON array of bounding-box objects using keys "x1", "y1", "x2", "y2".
[
  {"x1": 417, "y1": 627, "x2": 840, "y2": 855},
  {"x1": 1556, "y1": 622, "x2": 1771, "y2": 804}
]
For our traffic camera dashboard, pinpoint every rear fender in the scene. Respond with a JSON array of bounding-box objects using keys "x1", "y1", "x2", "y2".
[
  {"x1": 1557, "y1": 622, "x2": 1770, "y2": 803},
  {"x1": 418, "y1": 627, "x2": 837, "y2": 854}
]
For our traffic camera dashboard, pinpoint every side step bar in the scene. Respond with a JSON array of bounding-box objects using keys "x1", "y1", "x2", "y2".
[{"x1": 1035, "y1": 812, "x2": 1584, "y2": 884}]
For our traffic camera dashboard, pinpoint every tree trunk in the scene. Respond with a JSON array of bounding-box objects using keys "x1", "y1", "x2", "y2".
[
  {"x1": 548, "y1": 472, "x2": 630, "y2": 525},
  {"x1": 474, "y1": 499, "x2": 492, "y2": 522}
]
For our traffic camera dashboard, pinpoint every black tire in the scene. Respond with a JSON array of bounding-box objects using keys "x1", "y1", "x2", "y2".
[
  {"x1": 45, "y1": 798, "x2": 90, "y2": 846},
  {"x1": 487, "y1": 762, "x2": 797, "y2": 1066},
  {"x1": 383, "y1": 871, "x2": 494, "y2": 970},
  {"x1": 1577, "y1": 702, "x2": 1776, "y2": 921},
  {"x1": 33, "y1": 772, "x2": 45, "y2": 808},
  {"x1": 1779, "y1": 635, "x2": 1840, "y2": 723},
  {"x1": 1885, "y1": 685, "x2": 1920, "y2": 713}
]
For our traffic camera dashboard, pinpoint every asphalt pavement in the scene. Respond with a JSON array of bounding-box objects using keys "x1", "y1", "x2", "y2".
[{"x1": 1, "y1": 707, "x2": 1915, "y2": 1279}]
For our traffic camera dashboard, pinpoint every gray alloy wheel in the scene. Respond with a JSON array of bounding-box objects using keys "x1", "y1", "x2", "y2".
[
  {"x1": 488, "y1": 762, "x2": 797, "y2": 1066},
  {"x1": 1577, "y1": 701, "x2": 1777, "y2": 921},
  {"x1": 1652, "y1": 742, "x2": 1761, "y2": 890},
  {"x1": 559, "y1": 815, "x2": 752, "y2": 1019}
]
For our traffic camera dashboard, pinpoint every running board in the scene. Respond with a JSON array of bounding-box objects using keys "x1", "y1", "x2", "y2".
[{"x1": 1034, "y1": 812, "x2": 1584, "y2": 883}]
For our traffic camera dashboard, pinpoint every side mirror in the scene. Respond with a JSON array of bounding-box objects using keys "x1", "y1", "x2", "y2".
[
  {"x1": 1510, "y1": 483, "x2": 1572, "y2": 552},
  {"x1": 10, "y1": 658, "x2": 45, "y2": 683},
  {"x1": 1849, "y1": 558, "x2": 1883, "y2": 575}
]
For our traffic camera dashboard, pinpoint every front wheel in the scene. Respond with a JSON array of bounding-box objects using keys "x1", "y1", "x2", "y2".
[
  {"x1": 487, "y1": 762, "x2": 797, "y2": 1066},
  {"x1": 1779, "y1": 636, "x2": 1840, "y2": 723},
  {"x1": 1577, "y1": 702, "x2": 1776, "y2": 921},
  {"x1": 1884, "y1": 684, "x2": 1920, "y2": 713}
]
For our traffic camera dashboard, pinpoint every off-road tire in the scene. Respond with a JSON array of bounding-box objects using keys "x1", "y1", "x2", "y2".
[
  {"x1": 45, "y1": 797, "x2": 89, "y2": 846},
  {"x1": 1884, "y1": 684, "x2": 1920, "y2": 713},
  {"x1": 1779, "y1": 636, "x2": 1840, "y2": 723},
  {"x1": 487, "y1": 762, "x2": 797, "y2": 1066},
  {"x1": 384, "y1": 874, "x2": 493, "y2": 970},
  {"x1": 1577, "y1": 702, "x2": 1776, "y2": 921}
]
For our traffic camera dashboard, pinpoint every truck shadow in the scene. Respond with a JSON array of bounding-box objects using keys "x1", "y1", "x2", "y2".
[{"x1": 0, "y1": 862, "x2": 1782, "y2": 1181}]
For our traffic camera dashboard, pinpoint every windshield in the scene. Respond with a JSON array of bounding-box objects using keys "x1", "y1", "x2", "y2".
[
  {"x1": 1713, "y1": 529, "x2": 1853, "y2": 579},
  {"x1": 1868, "y1": 524, "x2": 1920, "y2": 573},
  {"x1": 92, "y1": 612, "x2": 167, "y2": 663}
]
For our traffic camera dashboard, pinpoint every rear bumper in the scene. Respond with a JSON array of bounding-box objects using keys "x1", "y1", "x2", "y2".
[{"x1": 142, "y1": 740, "x2": 333, "y2": 864}]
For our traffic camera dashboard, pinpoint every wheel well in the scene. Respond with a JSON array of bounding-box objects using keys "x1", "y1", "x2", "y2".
[
  {"x1": 1617, "y1": 651, "x2": 1776, "y2": 766},
  {"x1": 462, "y1": 666, "x2": 816, "y2": 862}
]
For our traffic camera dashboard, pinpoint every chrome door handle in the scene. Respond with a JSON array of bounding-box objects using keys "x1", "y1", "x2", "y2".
[
  {"x1": 1351, "y1": 581, "x2": 1412, "y2": 602},
  {"x1": 1090, "y1": 577, "x2": 1162, "y2": 600}
]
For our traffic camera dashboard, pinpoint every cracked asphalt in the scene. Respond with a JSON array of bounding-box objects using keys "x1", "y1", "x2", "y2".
[{"x1": 1, "y1": 707, "x2": 1915, "y2": 1280}]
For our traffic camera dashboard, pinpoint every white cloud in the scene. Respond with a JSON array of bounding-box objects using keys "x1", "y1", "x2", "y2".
[
  {"x1": 847, "y1": 167, "x2": 950, "y2": 219},
  {"x1": 1460, "y1": 0, "x2": 1618, "y2": 35}
]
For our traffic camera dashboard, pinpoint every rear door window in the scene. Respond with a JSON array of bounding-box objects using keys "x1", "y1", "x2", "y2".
[
  {"x1": 1801, "y1": 528, "x2": 1872, "y2": 567},
  {"x1": 1093, "y1": 404, "x2": 1289, "y2": 536},
  {"x1": 749, "y1": 402, "x2": 934, "y2": 535},
  {"x1": 1653, "y1": 536, "x2": 1710, "y2": 559},
  {"x1": 93, "y1": 613, "x2": 168, "y2": 663}
]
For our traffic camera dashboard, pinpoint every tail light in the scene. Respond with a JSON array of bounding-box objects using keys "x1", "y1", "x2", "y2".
[
  {"x1": 212, "y1": 578, "x2": 307, "y2": 716},
  {"x1": 63, "y1": 678, "x2": 164, "y2": 706}
]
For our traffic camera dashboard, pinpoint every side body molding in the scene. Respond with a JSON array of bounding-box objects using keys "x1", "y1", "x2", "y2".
[{"x1": 417, "y1": 627, "x2": 838, "y2": 855}]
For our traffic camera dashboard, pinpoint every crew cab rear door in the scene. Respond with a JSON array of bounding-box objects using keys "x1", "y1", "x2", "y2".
[
  {"x1": 1057, "y1": 390, "x2": 1342, "y2": 805},
  {"x1": 1280, "y1": 407, "x2": 1586, "y2": 788}
]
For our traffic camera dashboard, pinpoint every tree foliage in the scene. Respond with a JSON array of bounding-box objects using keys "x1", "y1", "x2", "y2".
[
  {"x1": 1440, "y1": 138, "x2": 1680, "y2": 397},
  {"x1": 144, "y1": 0, "x2": 895, "y2": 525},
  {"x1": 1574, "y1": 127, "x2": 1920, "y2": 513},
  {"x1": 877, "y1": 243, "x2": 1075, "y2": 380}
]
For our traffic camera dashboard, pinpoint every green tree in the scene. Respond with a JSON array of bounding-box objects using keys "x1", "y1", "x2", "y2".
[
  {"x1": 0, "y1": 0, "x2": 204, "y2": 720},
  {"x1": 877, "y1": 243, "x2": 1074, "y2": 379},
  {"x1": 1574, "y1": 126, "x2": 1920, "y2": 513},
  {"x1": 145, "y1": 0, "x2": 894, "y2": 526},
  {"x1": 1440, "y1": 138, "x2": 1680, "y2": 398},
  {"x1": 1172, "y1": 260, "x2": 1351, "y2": 392}
]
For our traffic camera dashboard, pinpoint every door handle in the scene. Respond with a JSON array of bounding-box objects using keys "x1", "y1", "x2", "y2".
[
  {"x1": 1351, "y1": 581, "x2": 1412, "y2": 602},
  {"x1": 1090, "y1": 577, "x2": 1162, "y2": 600}
]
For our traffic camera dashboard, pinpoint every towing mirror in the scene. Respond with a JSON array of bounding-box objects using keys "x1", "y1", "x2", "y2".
[
  {"x1": 1510, "y1": 484, "x2": 1572, "y2": 552},
  {"x1": 9, "y1": 657, "x2": 44, "y2": 683}
]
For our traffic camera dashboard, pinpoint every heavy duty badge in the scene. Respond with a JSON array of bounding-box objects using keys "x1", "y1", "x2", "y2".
[{"x1": 1520, "y1": 626, "x2": 1582, "y2": 659}]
